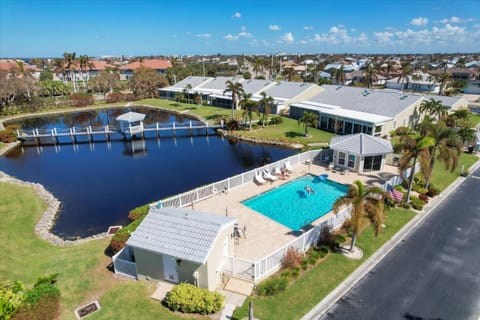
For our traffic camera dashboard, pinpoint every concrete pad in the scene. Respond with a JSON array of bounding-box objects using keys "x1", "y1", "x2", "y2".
[
  {"x1": 150, "y1": 281, "x2": 174, "y2": 301},
  {"x1": 219, "y1": 303, "x2": 236, "y2": 320},
  {"x1": 224, "y1": 278, "x2": 254, "y2": 296},
  {"x1": 219, "y1": 289, "x2": 248, "y2": 307}
]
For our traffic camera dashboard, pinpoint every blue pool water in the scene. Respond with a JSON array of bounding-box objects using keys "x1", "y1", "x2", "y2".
[{"x1": 243, "y1": 174, "x2": 348, "y2": 230}]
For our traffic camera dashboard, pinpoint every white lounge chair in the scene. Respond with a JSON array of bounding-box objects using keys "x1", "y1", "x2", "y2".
[
  {"x1": 273, "y1": 166, "x2": 282, "y2": 176},
  {"x1": 254, "y1": 172, "x2": 266, "y2": 185},
  {"x1": 263, "y1": 169, "x2": 278, "y2": 181},
  {"x1": 284, "y1": 161, "x2": 293, "y2": 173}
]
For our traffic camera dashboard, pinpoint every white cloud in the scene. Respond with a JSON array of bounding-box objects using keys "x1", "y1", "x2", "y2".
[
  {"x1": 329, "y1": 26, "x2": 340, "y2": 33},
  {"x1": 475, "y1": 24, "x2": 480, "y2": 29},
  {"x1": 357, "y1": 32, "x2": 368, "y2": 43},
  {"x1": 436, "y1": 16, "x2": 474, "y2": 24},
  {"x1": 280, "y1": 32, "x2": 294, "y2": 43},
  {"x1": 224, "y1": 34, "x2": 238, "y2": 41},
  {"x1": 269, "y1": 25, "x2": 281, "y2": 31},
  {"x1": 350, "y1": 28, "x2": 357, "y2": 32},
  {"x1": 411, "y1": 17, "x2": 429, "y2": 26},
  {"x1": 304, "y1": 26, "x2": 313, "y2": 30},
  {"x1": 374, "y1": 31, "x2": 394, "y2": 43},
  {"x1": 299, "y1": 40, "x2": 308, "y2": 44},
  {"x1": 239, "y1": 31, "x2": 252, "y2": 38},
  {"x1": 240, "y1": 26, "x2": 246, "y2": 31},
  {"x1": 232, "y1": 12, "x2": 241, "y2": 19},
  {"x1": 196, "y1": 33, "x2": 211, "y2": 38}
]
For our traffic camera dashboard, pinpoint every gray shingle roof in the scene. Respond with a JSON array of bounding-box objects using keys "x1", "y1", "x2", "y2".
[
  {"x1": 127, "y1": 207, "x2": 236, "y2": 264},
  {"x1": 308, "y1": 85, "x2": 421, "y2": 118},
  {"x1": 263, "y1": 81, "x2": 315, "y2": 100},
  {"x1": 197, "y1": 76, "x2": 242, "y2": 91},
  {"x1": 241, "y1": 79, "x2": 273, "y2": 95},
  {"x1": 330, "y1": 133, "x2": 393, "y2": 155},
  {"x1": 422, "y1": 95, "x2": 461, "y2": 108},
  {"x1": 170, "y1": 76, "x2": 211, "y2": 89}
]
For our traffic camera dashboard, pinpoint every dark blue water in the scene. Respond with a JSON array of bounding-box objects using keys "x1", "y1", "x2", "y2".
[{"x1": 1, "y1": 108, "x2": 296, "y2": 239}]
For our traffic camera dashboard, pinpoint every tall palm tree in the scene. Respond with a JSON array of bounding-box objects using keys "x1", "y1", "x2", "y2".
[
  {"x1": 437, "y1": 73, "x2": 452, "y2": 96},
  {"x1": 63, "y1": 52, "x2": 78, "y2": 92},
  {"x1": 333, "y1": 180, "x2": 386, "y2": 251},
  {"x1": 363, "y1": 62, "x2": 377, "y2": 88},
  {"x1": 223, "y1": 80, "x2": 244, "y2": 118},
  {"x1": 14, "y1": 61, "x2": 35, "y2": 99},
  {"x1": 334, "y1": 65, "x2": 346, "y2": 85},
  {"x1": 419, "y1": 98, "x2": 447, "y2": 121},
  {"x1": 297, "y1": 111, "x2": 319, "y2": 136},
  {"x1": 78, "y1": 55, "x2": 93, "y2": 89},
  {"x1": 258, "y1": 91, "x2": 274, "y2": 127},
  {"x1": 397, "y1": 63, "x2": 412, "y2": 91},
  {"x1": 52, "y1": 58, "x2": 66, "y2": 83},
  {"x1": 457, "y1": 126, "x2": 476, "y2": 146},
  {"x1": 394, "y1": 127, "x2": 435, "y2": 202},
  {"x1": 239, "y1": 92, "x2": 257, "y2": 131},
  {"x1": 422, "y1": 122, "x2": 462, "y2": 189},
  {"x1": 253, "y1": 58, "x2": 264, "y2": 78},
  {"x1": 183, "y1": 84, "x2": 192, "y2": 103}
]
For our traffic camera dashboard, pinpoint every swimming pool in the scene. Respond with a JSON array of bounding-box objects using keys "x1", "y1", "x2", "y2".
[{"x1": 242, "y1": 174, "x2": 348, "y2": 230}]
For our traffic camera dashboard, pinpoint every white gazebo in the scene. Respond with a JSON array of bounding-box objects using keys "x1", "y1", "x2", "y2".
[
  {"x1": 329, "y1": 133, "x2": 393, "y2": 173},
  {"x1": 116, "y1": 111, "x2": 146, "y2": 137}
]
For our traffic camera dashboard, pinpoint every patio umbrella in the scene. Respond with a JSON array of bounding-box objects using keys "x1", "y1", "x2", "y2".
[{"x1": 248, "y1": 301, "x2": 254, "y2": 320}]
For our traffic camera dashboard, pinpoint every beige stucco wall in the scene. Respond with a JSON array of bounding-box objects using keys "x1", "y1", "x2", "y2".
[
  {"x1": 333, "y1": 149, "x2": 387, "y2": 174},
  {"x1": 132, "y1": 247, "x2": 164, "y2": 281},
  {"x1": 203, "y1": 225, "x2": 235, "y2": 290}
]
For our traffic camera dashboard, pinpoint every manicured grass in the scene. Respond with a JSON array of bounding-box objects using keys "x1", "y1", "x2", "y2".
[
  {"x1": 0, "y1": 182, "x2": 191, "y2": 320},
  {"x1": 430, "y1": 153, "x2": 478, "y2": 191},
  {"x1": 232, "y1": 208, "x2": 416, "y2": 320},
  {"x1": 469, "y1": 114, "x2": 480, "y2": 127},
  {"x1": 233, "y1": 117, "x2": 334, "y2": 145}
]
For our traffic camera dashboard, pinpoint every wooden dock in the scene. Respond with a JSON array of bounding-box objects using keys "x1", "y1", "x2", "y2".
[{"x1": 16, "y1": 120, "x2": 223, "y2": 145}]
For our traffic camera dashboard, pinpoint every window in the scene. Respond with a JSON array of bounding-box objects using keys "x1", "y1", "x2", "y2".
[
  {"x1": 320, "y1": 116, "x2": 328, "y2": 129},
  {"x1": 344, "y1": 121, "x2": 353, "y2": 134},
  {"x1": 375, "y1": 125, "x2": 382, "y2": 133},
  {"x1": 338, "y1": 152, "x2": 346, "y2": 165},
  {"x1": 348, "y1": 154, "x2": 355, "y2": 168},
  {"x1": 363, "y1": 155, "x2": 383, "y2": 171},
  {"x1": 353, "y1": 123, "x2": 362, "y2": 133}
]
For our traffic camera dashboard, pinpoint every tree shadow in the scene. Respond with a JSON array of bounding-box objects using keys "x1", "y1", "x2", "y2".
[
  {"x1": 403, "y1": 313, "x2": 444, "y2": 320},
  {"x1": 285, "y1": 131, "x2": 305, "y2": 138}
]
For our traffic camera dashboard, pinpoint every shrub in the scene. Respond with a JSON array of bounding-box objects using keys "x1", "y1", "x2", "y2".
[
  {"x1": 291, "y1": 267, "x2": 300, "y2": 278},
  {"x1": 107, "y1": 217, "x2": 144, "y2": 255},
  {"x1": 0, "y1": 280, "x2": 25, "y2": 320},
  {"x1": 270, "y1": 117, "x2": 283, "y2": 125},
  {"x1": 418, "y1": 193, "x2": 429, "y2": 203},
  {"x1": 69, "y1": 93, "x2": 94, "y2": 107},
  {"x1": 427, "y1": 185, "x2": 440, "y2": 197},
  {"x1": 105, "y1": 92, "x2": 124, "y2": 103},
  {"x1": 399, "y1": 202, "x2": 411, "y2": 209},
  {"x1": 14, "y1": 274, "x2": 60, "y2": 320},
  {"x1": 281, "y1": 247, "x2": 303, "y2": 269},
  {"x1": 0, "y1": 130, "x2": 17, "y2": 143},
  {"x1": 226, "y1": 119, "x2": 240, "y2": 131},
  {"x1": 256, "y1": 277, "x2": 288, "y2": 296},
  {"x1": 317, "y1": 226, "x2": 344, "y2": 250},
  {"x1": 315, "y1": 245, "x2": 330, "y2": 259},
  {"x1": 410, "y1": 196, "x2": 425, "y2": 211},
  {"x1": 301, "y1": 258, "x2": 309, "y2": 270},
  {"x1": 127, "y1": 204, "x2": 150, "y2": 221},
  {"x1": 165, "y1": 283, "x2": 223, "y2": 314},
  {"x1": 393, "y1": 184, "x2": 405, "y2": 192},
  {"x1": 384, "y1": 196, "x2": 396, "y2": 209},
  {"x1": 124, "y1": 93, "x2": 135, "y2": 101}
]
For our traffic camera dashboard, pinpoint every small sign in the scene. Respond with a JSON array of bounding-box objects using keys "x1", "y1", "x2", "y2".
[{"x1": 74, "y1": 300, "x2": 101, "y2": 319}]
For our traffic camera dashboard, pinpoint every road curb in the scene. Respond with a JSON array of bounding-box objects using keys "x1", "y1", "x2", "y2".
[{"x1": 301, "y1": 159, "x2": 480, "y2": 320}]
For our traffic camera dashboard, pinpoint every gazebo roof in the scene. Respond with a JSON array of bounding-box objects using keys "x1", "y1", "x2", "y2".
[
  {"x1": 330, "y1": 133, "x2": 393, "y2": 156},
  {"x1": 116, "y1": 111, "x2": 145, "y2": 123}
]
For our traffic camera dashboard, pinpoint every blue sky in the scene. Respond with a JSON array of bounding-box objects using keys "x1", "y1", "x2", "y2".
[{"x1": 1, "y1": 0, "x2": 479, "y2": 58}]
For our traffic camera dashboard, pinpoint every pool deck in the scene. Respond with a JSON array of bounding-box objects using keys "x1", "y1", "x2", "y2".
[{"x1": 194, "y1": 161, "x2": 399, "y2": 262}]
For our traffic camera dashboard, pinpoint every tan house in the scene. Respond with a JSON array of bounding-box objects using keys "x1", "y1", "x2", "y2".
[{"x1": 113, "y1": 207, "x2": 236, "y2": 290}]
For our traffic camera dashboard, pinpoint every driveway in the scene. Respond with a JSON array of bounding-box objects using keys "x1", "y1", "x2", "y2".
[{"x1": 319, "y1": 167, "x2": 480, "y2": 320}]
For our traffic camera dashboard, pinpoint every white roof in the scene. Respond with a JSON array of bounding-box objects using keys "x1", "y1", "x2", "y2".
[
  {"x1": 330, "y1": 133, "x2": 393, "y2": 155},
  {"x1": 116, "y1": 111, "x2": 146, "y2": 122},
  {"x1": 127, "y1": 207, "x2": 236, "y2": 264}
]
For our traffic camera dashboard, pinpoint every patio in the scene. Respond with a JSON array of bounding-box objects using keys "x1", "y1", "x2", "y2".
[{"x1": 193, "y1": 160, "x2": 399, "y2": 262}]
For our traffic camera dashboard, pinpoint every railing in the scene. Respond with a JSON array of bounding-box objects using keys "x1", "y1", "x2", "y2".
[
  {"x1": 112, "y1": 247, "x2": 137, "y2": 279},
  {"x1": 382, "y1": 175, "x2": 403, "y2": 191},
  {"x1": 224, "y1": 205, "x2": 352, "y2": 283},
  {"x1": 154, "y1": 149, "x2": 326, "y2": 209}
]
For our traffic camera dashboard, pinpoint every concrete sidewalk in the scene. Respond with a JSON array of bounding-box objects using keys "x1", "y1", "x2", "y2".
[{"x1": 301, "y1": 159, "x2": 480, "y2": 320}]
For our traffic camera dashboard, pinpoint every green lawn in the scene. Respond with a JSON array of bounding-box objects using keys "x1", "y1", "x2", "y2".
[
  {"x1": 232, "y1": 208, "x2": 416, "y2": 320},
  {"x1": 430, "y1": 153, "x2": 478, "y2": 191},
  {"x1": 0, "y1": 182, "x2": 190, "y2": 320},
  {"x1": 469, "y1": 114, "x2": 480, "y2": 127}
]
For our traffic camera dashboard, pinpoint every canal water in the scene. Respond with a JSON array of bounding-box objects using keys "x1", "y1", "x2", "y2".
[{"x1": 0, "y1": 107, "x2": 296, "y2": 239}]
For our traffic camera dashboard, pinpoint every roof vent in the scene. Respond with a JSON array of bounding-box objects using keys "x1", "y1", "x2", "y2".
[
  {"x1": 336, "y1": 85, "x2": 342, "y2": 90},
  {"x1": 362, "y1": 89, "x2": 370, "y2": 96},
  {"x1": 400, "y1": 94, "x2": 408, "y2": 100}
]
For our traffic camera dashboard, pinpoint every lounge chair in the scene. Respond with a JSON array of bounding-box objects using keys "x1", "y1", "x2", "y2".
[
  {"x1": 254, "y1": 172, "x2": 266, "y2": 185},
  {"x1": 284, "y1": 161, "x2": 293, "y2": 173},
  {"x1": 273, "y1": 166, "x2": 282, "y2": 176},
  {"x1": 263, "y1": 169, "x2": 278, "y2": 181}
]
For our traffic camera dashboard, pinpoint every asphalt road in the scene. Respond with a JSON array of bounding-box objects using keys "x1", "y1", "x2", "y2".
[{"x1": 320, "y1": 167, "x2": 480, "y2": 320}]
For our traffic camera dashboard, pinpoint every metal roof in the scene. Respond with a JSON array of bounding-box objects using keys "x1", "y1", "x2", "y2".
[
  {"x1": 169, "y1": 76, "x2": 212, "y2": 90},
  {"x1": 307, "y1": 85, "x2": 421, "y2": 118},
  {"x1": 330, "y1": 133, "x2": 393, "y2": 155},
  {"x1": 127, "y1": 207, "x2": 236, "y2": 264},
  {"x1": 263, "y1": 81, "x2": 316, "y2": 100},
  {"x1": 116, "y1": 111, "x2": 146, "y2": 122}
]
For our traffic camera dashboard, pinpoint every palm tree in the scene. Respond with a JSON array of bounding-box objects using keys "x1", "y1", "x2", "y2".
[
  {"x1": 457, "y1": 126, "x2": 476, "y2": 146},
  {"x1": 239, "y1": 92, "x2": 257, "y2": 131},
  {"x1": 63, "y1": 52, "x2": 78, "y2": 92},
  {"x1": 397, "y1": 63, "x2": 412, "y2": 91},
  {"x1": 14, "y1": 61, "x2": 35, "y2": 99},
  {"x1": 422, "y1": 123, "x2": 462, "y2": 189},
  {"x1": 253, "y1": 58, "x2": 264, "y2": 78},
  {"x1": 258, "y1": 91, "x2": 274, "y2": 127},
  {"x1": 78, "y1": 55, "x2": 93, "y2": 89},
  {"x1": 450, "y1": 109, "x2": 470, "y2": 126},
  {"x1": 223, "y1": 80, "x2": 244, "y2": 118},
  {"x1": 52, "y1": 58, "x2": 66, "y2": 83},
  {"x1": 183, "y1": 84, "x2": 192, "y2": 103},
  {"x1": 334, "y1": 65, "x2": 346, "y2": 85},
  {"x1": 419, "y1": 98, "x2": 447, "y2": 121},
  {"x1": 363, "y1": 62, "x2": 377, "y2": 88},
  {"x1": 394, "y1": 127, "x2": 435, "y2": 203},
  {"x1": 437, "y1": 73, "x2": 452, "y2": 96},
  {"x1": 333, "y1": 180, "x2": 386, "y2": 251},
  {"x1": 297, "y1": 111, "x2": 319, "y2": 136}
]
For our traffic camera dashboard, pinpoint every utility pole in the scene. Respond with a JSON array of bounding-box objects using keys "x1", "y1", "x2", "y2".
[{"x1": 202, "y1": 57, "x2": 206, "y2": 78}]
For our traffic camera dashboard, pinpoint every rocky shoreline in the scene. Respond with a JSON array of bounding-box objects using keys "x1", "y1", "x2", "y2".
[{"x1": 0, "y1": 171, "x2": 108, "y2": 246}]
